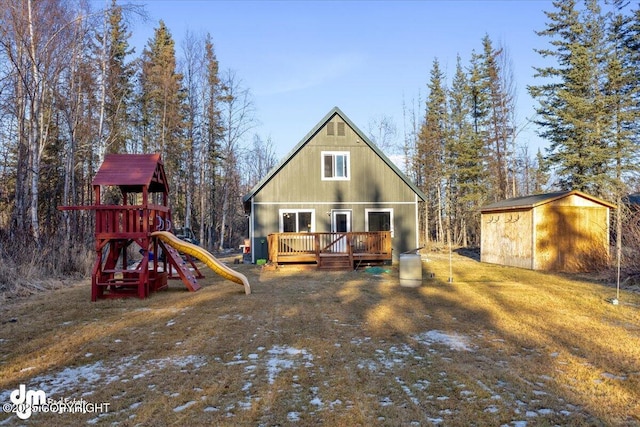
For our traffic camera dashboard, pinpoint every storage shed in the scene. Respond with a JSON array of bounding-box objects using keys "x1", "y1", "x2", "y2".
[{"x1": 480, "y1": 190, "x2": 615, "y2": 272}]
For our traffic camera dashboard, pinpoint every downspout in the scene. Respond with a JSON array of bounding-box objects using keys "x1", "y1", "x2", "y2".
[
  {"x1": 414, "y1": 194, "x2": 420, "y2": 249},
  {"x1": 251, "y1": 197, "x2": 255, "y2": 264}
]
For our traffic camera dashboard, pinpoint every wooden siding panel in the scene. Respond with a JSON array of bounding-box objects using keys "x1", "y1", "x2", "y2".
[
  {"x1": 481, "y1": 209, "x2": 533, "y2": 269},
  {"x1": 255, "y1": 119, "x2": 415, "y2": 204},
  {"x1": 253, "y1": 202, "x2": 419, "y2": 258},
  {"x1": 546, "y1": 194, "x2": 606, "y2": 208},
  {"x1": 534, "y1": 204, "x2": 609, "y2": 272},
  {"x1": 481, "y1": 192, "x2": 612, "y2": 272}
]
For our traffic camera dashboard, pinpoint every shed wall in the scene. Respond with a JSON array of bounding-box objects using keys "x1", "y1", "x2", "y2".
[
  {"x1": 534, "y1": 201, "x2": 610, "y2": 272},
  {"x1": 480, "y1": 209, "x2": 533, "y2": 269}
]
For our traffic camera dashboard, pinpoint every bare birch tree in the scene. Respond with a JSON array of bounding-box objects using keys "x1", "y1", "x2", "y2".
[{"x1": 217, "y1": 70, "x2": 254, "y2": 250}]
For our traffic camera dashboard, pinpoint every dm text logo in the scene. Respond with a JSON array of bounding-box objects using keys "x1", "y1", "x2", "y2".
[{"x1": 10, "y1": 384, "x2": 46, "y2": 420}]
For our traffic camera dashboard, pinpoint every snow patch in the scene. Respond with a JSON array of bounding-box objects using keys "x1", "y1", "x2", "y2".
[
  {"x1": 173, "y1": 400, "x2": 197, "y2": 412},
  {"x1": 265, "y1": 345, "x2": 314, "y2": 384},
  {"x1": 413, "y1": 330, "x2": 473, "y2": 351},
  {"x1": 602, "y1": 372, "x2": 627, "y2": 381},
  {"x1": 287, "y1": 411, "x2": 301, "y2": 421},
  {"x1": 0, "y1": 354, "x2": 206, "y2": 403}
]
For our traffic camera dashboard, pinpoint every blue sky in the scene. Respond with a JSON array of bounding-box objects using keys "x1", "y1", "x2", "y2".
[{"x1": 128, "y1": 0, "x2": 554, "y2": 159}]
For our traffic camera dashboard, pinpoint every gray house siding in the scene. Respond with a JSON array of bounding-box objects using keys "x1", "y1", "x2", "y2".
[
  {"x1": 244, "y1": 107, "x2": 425, "y2": 263},
  {"x1": 250, "y1": 202, "x2": 419, "y2": 261}
]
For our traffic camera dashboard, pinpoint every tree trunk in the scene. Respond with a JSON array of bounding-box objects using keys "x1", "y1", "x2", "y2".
[
  {"x1": 27, "y1": 0, "x2": 41, "y2": 243},
  {"x1": 218, "y1": 183, "x2": 229, "y2": 251}
]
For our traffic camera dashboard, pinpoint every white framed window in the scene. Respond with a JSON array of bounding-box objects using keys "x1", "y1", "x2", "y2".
[
  {"x1": 322, "y1": 151, "x2": 350, "y2": 180},
  {"x1": 279, "y1": 209, "x2": 315, "y2": 232},
  {"x1": 365, "y1": 208, "x2": 394, "y2": 237}
]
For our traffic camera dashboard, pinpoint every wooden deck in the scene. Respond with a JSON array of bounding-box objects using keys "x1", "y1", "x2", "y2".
[{"x1": 267, "y1": 231, "x2": 392, "y2": 270}]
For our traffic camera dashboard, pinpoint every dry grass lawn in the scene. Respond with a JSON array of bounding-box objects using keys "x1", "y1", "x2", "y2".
[{"x1": 1, "y1": 252, "x2": 639, "y2": 426}]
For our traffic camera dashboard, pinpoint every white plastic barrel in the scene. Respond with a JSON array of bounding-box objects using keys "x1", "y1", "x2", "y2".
[{"x1": 399, "y1": 253, "x2": 422, "y2": 287}]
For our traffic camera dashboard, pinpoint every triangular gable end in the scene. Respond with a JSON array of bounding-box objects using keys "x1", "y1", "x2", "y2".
[
  {"x1": 243, "y1": 107, "x2": 426, "y2": 210},
  {"x1": 92, "y1": 153, "x2": 169, "y2": 194},
  {"x1": 149, "y1": 158, "x2": 170, "y2": 194}
]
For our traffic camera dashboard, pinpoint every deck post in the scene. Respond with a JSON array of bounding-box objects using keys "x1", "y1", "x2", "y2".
[
  {"x1": 347, "y1": 233, "x2": 353, "y2": 267},
  {"x1": 314, "y1": 234, "x2": 321, "y2": 264}
]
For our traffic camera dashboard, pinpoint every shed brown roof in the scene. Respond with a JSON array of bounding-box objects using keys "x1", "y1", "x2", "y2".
[
  {"x1": 92, "y1": 154, "x2": 168, "y2": 193},
  {"x1": 481, "y1": 190, "x2": 616, "y2": 213}
]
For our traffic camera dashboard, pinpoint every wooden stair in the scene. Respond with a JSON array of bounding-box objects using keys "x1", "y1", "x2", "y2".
[
  {"x1": 162, "y1": 243, "x2": 201, "y2": 291},
  {"x1": 318, "y1": 253, "x2": 353, "y2": 270}
]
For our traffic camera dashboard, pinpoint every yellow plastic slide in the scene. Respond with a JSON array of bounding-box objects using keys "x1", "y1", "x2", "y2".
[{"x1": 151, "y1": 231, "x2": 251, "y2": 295}]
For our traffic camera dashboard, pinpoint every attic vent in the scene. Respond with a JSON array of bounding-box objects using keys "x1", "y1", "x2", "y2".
[
  {"x1": 326, "y1": 122, "x2": 335, "y2": 136},
  {"x1": 337, "y1": 121, "x2": 345, "y2": 136}
]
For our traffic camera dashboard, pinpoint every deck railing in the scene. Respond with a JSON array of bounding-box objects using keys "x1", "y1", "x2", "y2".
[{"x1": 267, "y1": 231, "x2": 391, "y2": 265}]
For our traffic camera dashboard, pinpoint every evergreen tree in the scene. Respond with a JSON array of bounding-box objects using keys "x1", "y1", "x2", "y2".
[
  {"x1": 529, "y1": 0, "x2": 611, "y2": 196},
  {"x1": 102, "y1": 0, "x2": 134, "y2": 154},
  {"x1": 449, "y1": 55, "x2": 485, "y2": 246},
  {"x1": 604, "y1": 0, "x2": 640, "y2": 275},
  {"x1": 180, "y1": 30, "x2": 202, "y2": 232},
  {"x1": 138, "y1": 20, "x2": 187, "y2": 192},
  {"x1": 200, "y1": 34, "x2": 223, "y2": 248},
  {"x1": 468, "y1": 50, "x2": 488, "y2": 138},
  {"x1": 606, "y1": 0, "x2": 640, "y2": 190},
  {"x1": 534, "y1": 148, "x2": 550, "y2": 193},
  {"x1": 417, "y1": 58, "x2": 448, "y2": 245}
]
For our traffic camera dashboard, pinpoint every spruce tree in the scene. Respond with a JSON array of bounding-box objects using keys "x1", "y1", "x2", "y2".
[
  {"x1": 138, "y1": 20, "x2": 187, "y2": 191},
  {"x1": 418, "y1": 58, "x2": 448, "y2": 244},
  {"x1": 449, "y1": 56, "x2": 485, "y2": 246},
  {"x1": 103, "y1": 0, "x2": 134, "y2": 154},
  {"x1": 606, "y1": 0, "x2": 640, "y2": 189},
  {"x1": 529, "y1": 0, "x2": 611, "y2": 196},
  {"x1": 605, "y1": 0, "x2": 640, "y2": 276},
  {"x1": 200, "y1": 34, "x2": 223, "y2": 248}
]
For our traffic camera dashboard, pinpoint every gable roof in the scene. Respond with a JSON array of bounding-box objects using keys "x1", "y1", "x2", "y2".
[
  {"x1": 92, "y1": 153, "x2": 169, "y2": 193},
  {"x1": 242, "y1": 106, "x2": 426, "y2": 204},
  {"x1": 481, "y1": 190, "x2": 616, "y2": 213}
]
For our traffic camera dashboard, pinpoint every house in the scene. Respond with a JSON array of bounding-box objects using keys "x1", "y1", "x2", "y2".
[
  {"x1": 242, "y1": 107, "x2": 426, "y2": 268},
  {"x1": 480, "y1": 190, "x2": 616, "y2": 272}
]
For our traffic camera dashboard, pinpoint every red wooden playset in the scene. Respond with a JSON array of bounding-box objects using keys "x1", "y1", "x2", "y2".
[{"x1": 60, "y1": 154, "x2": 250, "y2": 301}]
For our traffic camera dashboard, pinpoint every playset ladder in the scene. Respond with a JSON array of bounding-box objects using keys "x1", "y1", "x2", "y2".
[{"x1": 160, "y1": 242, "x2": 202, "y2": 292}]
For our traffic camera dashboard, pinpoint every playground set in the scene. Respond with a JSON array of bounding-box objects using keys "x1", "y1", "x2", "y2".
[{"x1": 60, "y1": 153, "x2": 250, "y2": 301}]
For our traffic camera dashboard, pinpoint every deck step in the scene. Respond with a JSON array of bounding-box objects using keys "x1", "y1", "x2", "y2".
[{"x1": 318, "y1": 254, "x2": 352, "y2": 270}]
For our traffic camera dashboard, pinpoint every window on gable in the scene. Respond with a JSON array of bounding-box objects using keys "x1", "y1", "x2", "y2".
[
  {"x1": 326, "y1": 122, "x2": 335, "y2": 136},
  {"x1": 337, "y1": 121, "x2": 345, "y2": 136},
  {"x1": 322, "y1": 151, "x2": 350, "y2": 180}
]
